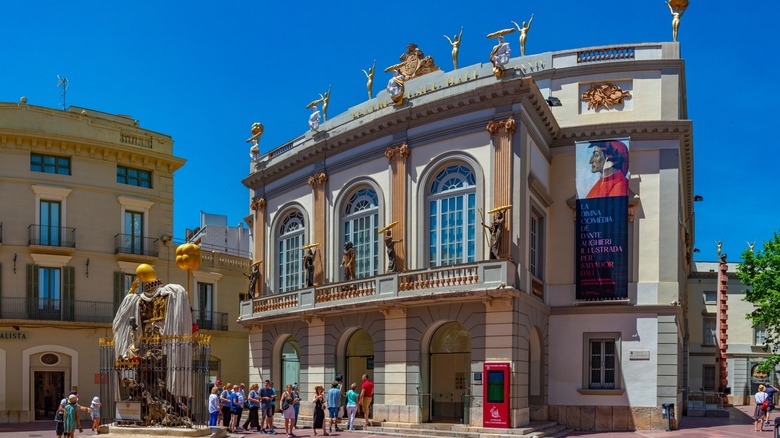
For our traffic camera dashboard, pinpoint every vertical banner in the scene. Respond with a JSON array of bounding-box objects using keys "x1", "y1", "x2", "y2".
[{"x1": 575, "y1": 138, "x2": 629, "y2": 300}]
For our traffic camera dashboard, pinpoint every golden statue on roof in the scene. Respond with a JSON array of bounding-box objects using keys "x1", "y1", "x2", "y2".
[{"x1": 666, "y1": 0, "x2": 689, "y2": 42}]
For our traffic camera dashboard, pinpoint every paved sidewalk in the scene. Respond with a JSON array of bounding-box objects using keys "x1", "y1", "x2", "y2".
[{"x1": 0, "y1": 406, "x2": 773, "y2": 438}]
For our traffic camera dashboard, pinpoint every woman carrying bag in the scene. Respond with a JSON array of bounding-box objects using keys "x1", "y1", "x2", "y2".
[
  {"x1": 754, "y1": 384, "x2": 769, "y2": 432},
  {"x1": 281, "y1": 384, "x2": 299, "y2": 438}
]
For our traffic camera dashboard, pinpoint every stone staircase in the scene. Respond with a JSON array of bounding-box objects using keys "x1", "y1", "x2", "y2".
[{"x1": 294, "y1": 418, "x2": 571, "y2": 438}]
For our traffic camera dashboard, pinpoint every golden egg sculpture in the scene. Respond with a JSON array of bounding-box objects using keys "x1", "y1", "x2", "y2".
[
  {"x1": 176, "y1": 243, "x2": 202, "y2": 271},
  {"x1": 136, "y1": 263, "x2": 157, "y2": 282}
]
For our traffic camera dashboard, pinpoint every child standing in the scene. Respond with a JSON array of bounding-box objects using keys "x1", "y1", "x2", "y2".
[
  {"x1": 54, "y1": 399, "x2": 66, "y2": 438},
  {"x1": 90, "y1": 396, "x2": 101, "y2": 431}
]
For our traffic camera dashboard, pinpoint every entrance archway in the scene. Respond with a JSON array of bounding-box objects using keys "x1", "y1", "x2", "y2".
[
  {"x1": 281, "y1": 337, "x2": 301, "y2": 388},
  {"x1": 345, "y1": 330, "x2": 374, "y2": 393},
  {"x1": 428, "y1": 322, "x2": 470, "y2": 423}
]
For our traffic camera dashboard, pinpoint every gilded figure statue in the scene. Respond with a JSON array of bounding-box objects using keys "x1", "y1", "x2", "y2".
[
  {"x1": 320, "y1": 85, "x2": 331, "y2": 121},
  {"x1": 666, "y1": 0, "x2": 689, "y2": 42},
  {"x1": 482, "y1": 211, "x2": 505, "y2": 259},
  {"x1": 384, "y1": 230, "x2": 403, "y2": 272},
  {"x1": 487, "y1": 28, "x2": 515, "y2": 77},
  {"x1": 363, "y1": 60, "x2": 376, "y2": 100},
  {"x1": 443, "y1": 27, "x2": 464, "y2": 70},
  {"x1": 303, "y1": 248, "x2": 316, "y2": 287},
  {"x1": 341, "y1": 242, "x2": 356, "y2": 281},
  {"x1": 511, "y1": 14, "x2": 534, "y2": 57}
]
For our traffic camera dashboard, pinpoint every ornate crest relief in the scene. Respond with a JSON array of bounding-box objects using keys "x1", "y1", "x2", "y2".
[{"x1": 581, "y1": 83, "x2": 632, "y2": 111}]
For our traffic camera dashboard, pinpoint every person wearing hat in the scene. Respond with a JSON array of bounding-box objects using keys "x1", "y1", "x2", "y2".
[
  {"x1": 60, "y1": 391, "x2": 87, "y2": 434},
  {"x1": 63, "y1": 394, "x2": 79, "y2": 438},
  {"x1": 90, "y1": 396, "x2": 101, "y2": 431},
  {"x1": 585, "y1": 140, "x2": 629, "y2": 199}
]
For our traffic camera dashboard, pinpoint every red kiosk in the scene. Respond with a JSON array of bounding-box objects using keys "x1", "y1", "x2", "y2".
[{"x1": 483, "y1": 362, "x2": 510, "y2": 428}]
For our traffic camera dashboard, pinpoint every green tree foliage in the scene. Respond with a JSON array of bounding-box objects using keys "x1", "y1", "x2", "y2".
[{"x1": 737, "y1": 232, "x2": 780, "y2": 372}]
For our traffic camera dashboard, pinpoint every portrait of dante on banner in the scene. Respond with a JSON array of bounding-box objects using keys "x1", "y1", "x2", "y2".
[
  {"x1": 575, "y1": 138, "x2": 630, "y2": 300},
  {"x1": 576, "y1": 139, "x2": 630, "y2": 199}
]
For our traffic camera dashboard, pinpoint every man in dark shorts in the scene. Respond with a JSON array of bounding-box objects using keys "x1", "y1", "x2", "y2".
[
  {"x1": 259, "y1": 380, "x2": 276, "y2": 434},
  {"x1": 765, "y1": 383, "x2": 778, "y2": 426}
]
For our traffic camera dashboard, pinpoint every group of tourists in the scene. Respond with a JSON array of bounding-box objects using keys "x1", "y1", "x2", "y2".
[
  {"x1": 54, "y1": 391, "x2": 101, "y2": 438},
  {"x1": 208, "y1": 374, "x2": 374, "y2": 438}
]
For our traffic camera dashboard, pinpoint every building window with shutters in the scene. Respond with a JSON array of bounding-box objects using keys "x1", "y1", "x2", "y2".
[
  {"x1": 113, "y1": 272, "x2": 136, "y2": 312},
  {"x1": 27, "y1": 264, "x2": 74, "y2": 321},
  {"x1": 703, "y1": 317, "x2": 716, "y2": 346},
  {"x1": 755, "y1": 323, "x2": 767, "y2": 346}
]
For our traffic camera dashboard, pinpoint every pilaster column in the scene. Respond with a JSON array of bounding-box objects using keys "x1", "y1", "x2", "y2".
[
  {"x1": 308, "y1": 173, "x2": 328, "y2": 285},
  {"x1": 385, "y1": 144, "x2": 409, "y2": 271},
  {"x1": 380, "y1": 305, "x2": 408, "y2": 410},
  {"x1": 250, "y1": 197, "x2": 266, "y2": 295},
  {"x1": 486, "y1": 118, "x2": 516, "y2": 258}
]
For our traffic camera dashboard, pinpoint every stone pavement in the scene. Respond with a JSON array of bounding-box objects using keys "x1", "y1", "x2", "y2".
[{"x1": 0, "y1": 406, "x2": 775, "y2": 438}]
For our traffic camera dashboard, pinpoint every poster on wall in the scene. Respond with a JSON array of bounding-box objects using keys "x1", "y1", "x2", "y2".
[{"x1": 575, "y1": 138, "x2": 629, "y2": 300}]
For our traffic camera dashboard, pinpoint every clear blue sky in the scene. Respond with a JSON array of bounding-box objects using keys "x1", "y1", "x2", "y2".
[{"x1": 2, "y1": 1, "x2": 776, "y2": 263}]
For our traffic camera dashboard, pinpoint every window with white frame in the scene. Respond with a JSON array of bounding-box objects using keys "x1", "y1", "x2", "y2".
[
  {"x1": 124, "y1": 210, "x2": 144, "y2": 254},
  {"x1": 703, "y1": 290, "x2": 717, "y2": 303},
  {"x1": 755, "y1": 323, "x2": 768, "y2": 346},
  {"x1": 703, "y1": 317, "x2": 716, "y2": 346},
  {"x1": 428, "y1": 164, "x2": 476, "y2": 266},
  {"x1": 584, "y1": 333, "x2": 620, "y2": 390},
  {"x1": 343, "y1": 188, "x2": 379, "y2": 278},
  {"x1": 278, "y1": 211, "x2": 305, "y2": 293},
  {"x1": 530, "y1": 210, "x2": 544, "y2": 279}
]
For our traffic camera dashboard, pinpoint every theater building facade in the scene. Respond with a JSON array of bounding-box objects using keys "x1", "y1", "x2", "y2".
[{"x1": 240, "y1": 41, "x2": 693, "y2": 431}]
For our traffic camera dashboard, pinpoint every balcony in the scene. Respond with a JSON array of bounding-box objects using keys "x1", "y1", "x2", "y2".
[
  {"x1": 240, "y1": 259, "x2": 515, "y2": 321},
  {"x1": 193, "y1": 309, "x2": 229, "y2": 331},
  {"x1": 28, "y1": 224, "x2": 76, "y2": 250},
  {"x1": 0, "y1": 297, "x2": 114, "y2": 323},
  {"x1": 114, "y1": 233, "x2": 159, "y2": 259}
]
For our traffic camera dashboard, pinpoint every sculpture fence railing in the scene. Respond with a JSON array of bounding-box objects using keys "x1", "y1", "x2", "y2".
[
  {"x1": 98, "y1": 335, "x2": 211, "y2": 429},
  {"x1": 577, "y1": 46, "x2": 636, "y2": 64},
  {"x1": 399, "y1": 265, "x2": 479, "y2": 291}
]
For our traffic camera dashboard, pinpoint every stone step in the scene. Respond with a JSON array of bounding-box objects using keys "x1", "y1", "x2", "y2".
[{"x1": 292, "y1": 416, "x2": 570, "y2": 438}]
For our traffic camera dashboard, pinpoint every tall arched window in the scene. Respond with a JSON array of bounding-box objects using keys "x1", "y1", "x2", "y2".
[
  {"x1": 343, "y1": 188, "x2": 379, "y2": 278},
  {"x1": 278, "y1": 211, "x2": 305, "y2": 293},
  {"x1": 429, "y1": 164, "x2": 476, "y2": 266}
]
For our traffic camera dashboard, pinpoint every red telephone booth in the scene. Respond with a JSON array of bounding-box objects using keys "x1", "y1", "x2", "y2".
[{"x1": 483, "y1": 362, "x2": 510, "y2": 428}]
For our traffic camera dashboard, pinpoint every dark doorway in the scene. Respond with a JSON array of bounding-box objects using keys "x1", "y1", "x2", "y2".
[{"x1": 35, "y1": 370, "x2": 65, "y2": 420}]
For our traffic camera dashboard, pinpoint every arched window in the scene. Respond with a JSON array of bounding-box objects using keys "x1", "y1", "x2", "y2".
[
  {"x1": 428, "y1": 164, "x2": 476, "y2": 266},
  {"x1": 343, "y1": 188, "x2": 379, "y2": 278},
  {"x1": 278, "y1": 211, "x2": 305, "y2": 293}
]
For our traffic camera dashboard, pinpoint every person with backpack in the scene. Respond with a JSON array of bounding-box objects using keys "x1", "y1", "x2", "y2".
[
  {"x1": 754, "y1": 384, "x2": 769, "y2": 432},
  {"x1": 54, "y1": 399, "x2": 66, "y2": 438}
]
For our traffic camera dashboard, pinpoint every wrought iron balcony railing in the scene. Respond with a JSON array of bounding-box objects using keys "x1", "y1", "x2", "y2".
[
  {"x1": 28, "y1": 224, "x2": 76, "y2": 248},
  {"x1": 193, "y1": 309, "x2": 229, "y2": 331},
  {"x1": 239, "y1": 259, "x2": 515, "y2": 320},
  {"x1": 0, "y1": 297, "x2": 114, "y2": 323},
  {"x1": 0, "y1": 297, "x2": 236, "y2": 332},
  {"x1": 114, "y1": 233, "x2": 159, "y2": 257}
]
